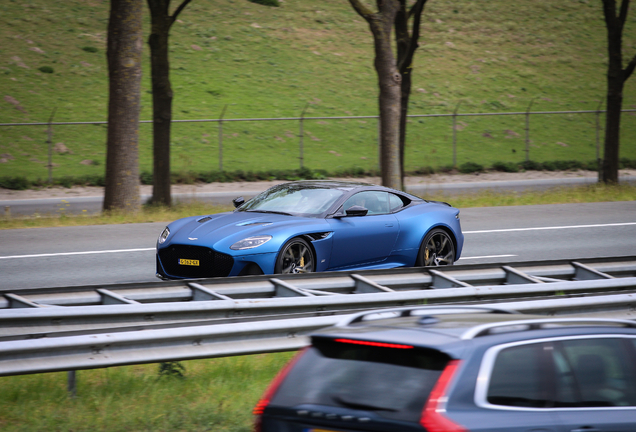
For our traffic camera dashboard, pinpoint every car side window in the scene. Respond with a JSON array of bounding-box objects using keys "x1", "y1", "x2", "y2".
[
  {"x1": 486, "y1": 343, "x2": 549, "y2": 408},
  {"x1": 553, "y1": 338, "x2": 636, "y2": 407},
  {"x1": 388, "y1": 193, "x2": 404, "y2": 212},
  {"x1": 486, "y1": 338, "x2": 636, "y2": 409},
  {"x1": 342, "y1": 191, "x2": 391, "y2": 215}
]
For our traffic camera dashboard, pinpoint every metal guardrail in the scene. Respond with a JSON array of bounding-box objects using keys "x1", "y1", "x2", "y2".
[
  {"x1": 1, "y1": 257, "x2": 635, "y2": 341},
  {"x1": 1, "y1": 294, "x2": 636, "y2": 377}
]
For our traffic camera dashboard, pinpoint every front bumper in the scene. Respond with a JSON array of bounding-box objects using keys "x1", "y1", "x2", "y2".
[{"x1": 156, "y1": 245, "x2": 278, "y2": 280}]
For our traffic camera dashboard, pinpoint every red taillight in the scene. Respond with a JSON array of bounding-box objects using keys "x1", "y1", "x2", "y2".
[
  {"x1": 334, "y1": 338, "x2": 414, "y2": 349},
  {"x1": 420, "y1": 360, "x2": 467, "y2": 432},
  {"x1": 253, "y1": 348, "x2": 307, "y2": 432}
]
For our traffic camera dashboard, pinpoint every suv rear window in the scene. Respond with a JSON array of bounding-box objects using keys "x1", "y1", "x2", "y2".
[{"x1": 270, "y1": 337, "x2": 450, "y2": 423}]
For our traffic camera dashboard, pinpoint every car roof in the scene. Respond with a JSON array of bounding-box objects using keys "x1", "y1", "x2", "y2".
[
  {"x1": 311, "y1": 306, "x2": 636, "y2": 356},
  {"x1": 277, "y1": 180, "x2": 424, "y2": 201}
]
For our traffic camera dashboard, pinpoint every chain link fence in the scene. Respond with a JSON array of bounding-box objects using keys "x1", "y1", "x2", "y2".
[{"x1": 1, "y1": 105, "x2": 635, "y2": 182}]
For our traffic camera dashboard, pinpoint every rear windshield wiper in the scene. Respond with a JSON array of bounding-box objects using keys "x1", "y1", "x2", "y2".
[
  {"x1": 245, "y1": 210, "x2": 292, "y2": 216},
  {"x1": 332, "y1": 395, "x2": 398, "y2": 412}
]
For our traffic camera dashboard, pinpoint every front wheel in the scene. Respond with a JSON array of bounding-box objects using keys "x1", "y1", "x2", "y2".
[
  {"x1": 275, "y1": 238, "x2": 315, "y2": 274},
  {"x1": 416, "y1": 228, "x2": 455, "y2": 266}
]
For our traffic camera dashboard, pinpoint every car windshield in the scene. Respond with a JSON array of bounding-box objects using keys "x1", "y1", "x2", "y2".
[{"x1": 237, "y1": 184, "x2": 344, "y2": 217}]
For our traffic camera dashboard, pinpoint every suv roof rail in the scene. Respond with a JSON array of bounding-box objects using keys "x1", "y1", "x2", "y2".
[
  {"x1": 339, "y1": 305, "x2": 519, "y2": 327},
  {"x1": 461, "y1": 317, "x2": 636, "y2": 340}
]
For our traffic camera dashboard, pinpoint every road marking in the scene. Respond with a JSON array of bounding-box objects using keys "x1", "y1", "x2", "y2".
[
  {"x1": 464, "y1": 222, "x2": 636, "y2": 234},
  {"x1": 458, "y1": 254, "x2": 517, "y2": 260},
  {"x1": 0, "y1": 248, "x2": 155, "y2": 260},
  {"x1": 2, "y1": 221, "x2": 634, "y2": 260}
]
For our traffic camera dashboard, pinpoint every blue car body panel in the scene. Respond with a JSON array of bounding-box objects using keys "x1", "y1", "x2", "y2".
[{"x1": 156, "y1": 181, "x2": 464, "y2": 279}]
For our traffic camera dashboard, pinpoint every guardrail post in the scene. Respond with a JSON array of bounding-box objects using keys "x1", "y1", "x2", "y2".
[
  {"x1": 299, "y1": 103, "x2": 309, "y2": 170},
  {"x1": 525, "y1": 97, "x2": 538, "y2": 163},
  {"x1": 218, "y1": 105, "x2": 227, "y2": 171},
  {"x1": 68, "y1": 370, "x2": 77, "y2": 398},
  {"x1": 452, "y1": 101, "x2": 461, "y2": 167}
]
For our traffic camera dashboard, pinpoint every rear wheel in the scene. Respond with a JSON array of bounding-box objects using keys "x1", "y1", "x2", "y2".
[
  {"x1": 416, "y1": 228, "x2": 455, "y2": 266},
  {"x1": 275, "y1": 238, "x2": 315, "y2": 274}
]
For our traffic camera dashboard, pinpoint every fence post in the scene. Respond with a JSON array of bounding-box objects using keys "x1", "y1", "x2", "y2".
[
  {"x1": 525, "y1": 97, "x2": 538, "y2": 162},
  {"x1": 452, "y1": 101, "x2": 461, "y2": 167},
  {"x1": 377, "y1": 116, "x2": 381, "y2": 172},
  {"x1": 46, "y1": 108, "x2": 57, "y2": 184},
  {"x1": 595, "y1": 97, "x2": 604, "y2": 182},
  {"x1": 299, "y1": 103, "x2": 309, "y2": 170},
  {"x1": 218, "y1": 105, "x2": 227, "y2": 171}
]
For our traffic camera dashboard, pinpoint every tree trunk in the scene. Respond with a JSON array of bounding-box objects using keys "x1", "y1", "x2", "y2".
[
  {"x1": 395, "y1": 0, "x2": 426, "y2": 189},
  {"x1": 349, "y1": 0, "x2": 402, "y2": 190},
  {"x1": 148, "y1": 1, "x2": 173, "y2": 206},
  {"x1": 375, "y1": 31, "x2": 402, "y2": 190},
  {"x1": 146, "y1": 0, "x2": 192, "y2": 206},
  {"x1": 104, "y1": 0, "x2": 143, "y2": 212},
  {"x1": 600, "y1": 0, "x2": 636, "y2": 184},
  {"x1": 602, "y1": 76, "x2": 623, "y2": 183},
  {"x1": 398, "y1": 71, "x2": 411, "y2": 189}
]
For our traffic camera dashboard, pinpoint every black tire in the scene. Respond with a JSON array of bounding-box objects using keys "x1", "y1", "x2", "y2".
[
  {"x1": 274, "y1": 238, "x2": 315, "y2": 274},
  {"x1": 416, "y1": 228, "x2": 455, "y2": 267}
]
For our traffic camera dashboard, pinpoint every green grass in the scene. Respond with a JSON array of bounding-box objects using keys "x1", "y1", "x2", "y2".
[
  {"x1": 2, "y1": 183, "x2": 635, "y2": 230},
  {"x1": 1, "y1": 0, "x2": 635, "y2": 183},
  {"x1": 0, "y1": 353, "x2": 295, "y2": 432}
]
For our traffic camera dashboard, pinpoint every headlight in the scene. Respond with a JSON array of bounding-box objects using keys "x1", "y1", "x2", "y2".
[
  {"x1": 158, "y1": 227, "x2": 170, "y2": 244},
  {"x1": 230, "y1": 235, "x2": 272, "y2": 250}
]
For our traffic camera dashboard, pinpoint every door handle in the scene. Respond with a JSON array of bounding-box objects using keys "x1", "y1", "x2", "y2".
[
  {"x1": 570, "y1": 428, "x2": 601, "y2": 432},
  {"x1": 385, "y1": 223, "x2": 394, "y2": 227}
]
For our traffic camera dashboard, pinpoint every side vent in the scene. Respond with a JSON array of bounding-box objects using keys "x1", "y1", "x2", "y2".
[{"x1": 308, "y1": 232, "x2": 331, "y2": 241}]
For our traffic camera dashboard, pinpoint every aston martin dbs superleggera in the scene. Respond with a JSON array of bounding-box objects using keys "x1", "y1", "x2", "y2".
[{"x1": 156, "y1": 180, "x2": 463, "y2": 279}]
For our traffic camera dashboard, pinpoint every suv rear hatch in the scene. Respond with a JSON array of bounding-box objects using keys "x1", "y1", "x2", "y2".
[{"x1": 256, "y1": 336, "x2": 452, "y2": 432}]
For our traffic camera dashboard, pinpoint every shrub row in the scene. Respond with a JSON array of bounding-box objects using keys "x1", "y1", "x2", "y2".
[
  {"x1": 0, "y1": 174, "x2": 106, "y2": 191},
  {"x1": 458, "y1": 158, "x2": 636, "y2": 174},
  {"x1": 2, "y1": 159, "x2": 635, "y2": 191}
]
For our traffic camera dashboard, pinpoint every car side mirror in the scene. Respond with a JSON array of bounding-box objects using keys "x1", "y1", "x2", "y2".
[
  {"x1": 233, "y1": 196, "x2": 245, "y2": 208},
  {"x1": 345, "y1": 205, "x2": 368, "y2": 217}
]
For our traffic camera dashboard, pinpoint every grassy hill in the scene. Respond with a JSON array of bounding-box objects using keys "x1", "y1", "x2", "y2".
[{"x1": 1, "y1": 0, "x2": 635, "y2": 183}]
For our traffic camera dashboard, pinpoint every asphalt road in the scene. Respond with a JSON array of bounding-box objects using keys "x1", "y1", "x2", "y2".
[
  {"x1": 0, "y1": 201, "x2": 634, "y2": 290},
  {"x1": 3, "y1": 176, "x2": 635, "y2": 216}
]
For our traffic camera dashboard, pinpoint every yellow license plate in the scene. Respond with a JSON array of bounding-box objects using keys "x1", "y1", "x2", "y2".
[{"x1": 178, "y1": 259, "x2": 200, "y2": 266}]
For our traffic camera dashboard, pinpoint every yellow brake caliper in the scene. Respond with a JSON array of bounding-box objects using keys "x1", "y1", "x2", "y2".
[{"x1": 300, "y1": 256, "x2": 305, "y2": 268}]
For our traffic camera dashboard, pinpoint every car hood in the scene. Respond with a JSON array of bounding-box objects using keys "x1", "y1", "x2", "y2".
[{"x1": 165, "y1": 211, "x2": 328, "y2": 253}]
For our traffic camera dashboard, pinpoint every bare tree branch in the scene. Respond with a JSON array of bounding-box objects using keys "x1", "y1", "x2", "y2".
[
  {"x1": 170, "y1": 0, "x2": 193, "y2": 25},
  {"x1": 618, "y1": 0, "x2": 630, "y2": 27},
  {"x1": 407, "y1": 0, "x2": 426, "y2": 19},
  {"x1": 602, "y1": 0, "x2": 617, "y2": 30},
  {"x1": 348, "y1": 0, "x2": 376, "y2": 21},
  {"x1": 625, "y1": 52, "x2": 636, "y2": 80},
  {"x1": 403, "y1": 0, "x2": 426, "y2": 71}
]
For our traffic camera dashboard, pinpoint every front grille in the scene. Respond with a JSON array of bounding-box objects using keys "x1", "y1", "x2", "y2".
[{"x1": 159, "y1": 244, "x2": 234, "y2": 278}]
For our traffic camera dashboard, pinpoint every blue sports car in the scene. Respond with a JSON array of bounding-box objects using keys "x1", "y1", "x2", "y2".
[{"x1": 156, "y1": 180, "x2": 463, "y2": 279}]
